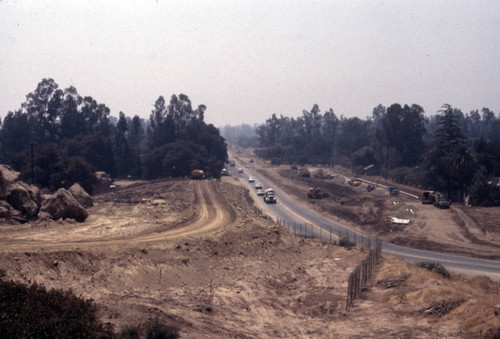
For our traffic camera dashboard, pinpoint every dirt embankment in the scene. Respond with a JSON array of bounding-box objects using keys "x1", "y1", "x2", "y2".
[{"x1": 1, "y1": 176, "x2": 499, "y2": 338}]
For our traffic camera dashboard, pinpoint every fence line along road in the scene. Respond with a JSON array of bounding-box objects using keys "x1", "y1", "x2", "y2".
[{"x1": 346, "y1": 239, "x2": 383, "y2": 311}]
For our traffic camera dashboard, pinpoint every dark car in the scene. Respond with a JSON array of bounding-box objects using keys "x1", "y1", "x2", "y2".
[{"x1": 434, "y1": 196, "x2": 451, "y2": 209}]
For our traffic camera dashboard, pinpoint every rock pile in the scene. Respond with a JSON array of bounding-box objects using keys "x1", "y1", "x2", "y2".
[{"x1": 0, "y1": 165, "x2": 92, "y2": 223}]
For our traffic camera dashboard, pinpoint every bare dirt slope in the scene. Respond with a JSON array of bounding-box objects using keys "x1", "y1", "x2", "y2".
[
  {"x1": 231, "y1": 147, "x2": 500, "y2": 260},
  {"x1": 1, "y1": 178, "x2": 499, "y2": 338}
]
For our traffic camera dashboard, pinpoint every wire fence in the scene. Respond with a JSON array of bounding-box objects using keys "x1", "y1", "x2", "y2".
[
  {"x1": 276, "y1": 218, "x2": 383, "y2": 311},
  {"x1": 276, "y1": 218, "x2": 370, "y2": 247},
  {"x1": 346, "y1": 238, "x2": 382, "y2": 311}
]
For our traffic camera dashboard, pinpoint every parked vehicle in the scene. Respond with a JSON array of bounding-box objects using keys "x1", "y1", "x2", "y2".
[
  {"x1": 238, "y1": 168, "x2": 244, "y2": 173},
  {"x1": 434, "y1": 196, "x2": 451, "y2": 209},
  {"x1": 307, "y1": 187, "x2": 328, "y2": 199},
  {"x1": 388, "y1": 186, "x2": 399, "y2": 195},
  {"x1": 190, "y1": 169, "x2": 205, "y2": 180},
  {"x1": 422, "y1": 191, "x2": 436, "y2": 204},
  {"x1": 221, "y1": 168, "x2": 229, "y2": 176},
  {"x1": 298, "y1": 168, "x2": 310, "y2": 177}
]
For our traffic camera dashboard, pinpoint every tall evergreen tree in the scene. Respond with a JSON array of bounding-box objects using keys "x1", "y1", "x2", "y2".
[{"x1": 424, "y1": 104, "x2": 470, "y2": 200}]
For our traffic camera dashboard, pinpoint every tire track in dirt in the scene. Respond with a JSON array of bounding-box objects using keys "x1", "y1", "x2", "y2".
[{"x1": 0, "y1": 180, "x2": 236, "y2": 251}]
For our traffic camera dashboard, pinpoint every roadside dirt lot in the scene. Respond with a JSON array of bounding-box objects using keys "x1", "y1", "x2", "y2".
[
  {"x1": 231, "y1": 147, "x2": 500, "y2": 260},
  {"x1": 1, "y1": 175, "x2": 499, "y2": 337}
]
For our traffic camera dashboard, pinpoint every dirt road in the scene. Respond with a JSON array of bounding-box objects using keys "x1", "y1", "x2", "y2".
[{"x1": 0, "y1": 180, "x2": 235, "y2": 251}]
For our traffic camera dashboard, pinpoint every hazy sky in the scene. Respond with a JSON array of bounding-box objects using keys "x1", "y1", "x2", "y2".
[{"x1": 1, "y1": 0, "x2": 500, "y2": 127}]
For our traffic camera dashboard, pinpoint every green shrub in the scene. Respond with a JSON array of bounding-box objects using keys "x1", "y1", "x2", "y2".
[
  {"x1": 0, "y1": 280, "x2": 113, "y2": 338},
  {"x1": 417, "y1": 261, "x2": 451, "y2": 279}
]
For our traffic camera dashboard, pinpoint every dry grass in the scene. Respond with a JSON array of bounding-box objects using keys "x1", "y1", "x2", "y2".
[{"x1": 372, "y1": 254, "x2": 500, "y2": 337}]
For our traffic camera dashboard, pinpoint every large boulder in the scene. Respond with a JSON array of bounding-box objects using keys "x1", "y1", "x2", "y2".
[
  {"x1": 94, "y1": 171, "x2": 112, "y2": 194},
  {"x1": 0, "y1": 164, "x2": 21, "y2": 199},
  {"x1": 68, "y1": 183, "x2": 93, "y2": 208},
  {"x1": 41, "y1": 188, "x2": 88, "y2": 222},
  {"x1": 0, "y1": 200, "x2": 13, "y2": 219},
  {"x1": 6, "y1": 182, "x2": 40, "y2": 218}
]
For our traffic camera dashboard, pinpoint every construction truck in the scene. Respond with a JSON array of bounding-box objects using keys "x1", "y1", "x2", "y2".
[
  {"x1": 298, "y1": 168, "x2": 310, "y2": 177},
  {"x1": 348, "y1": 178, "x2": 362, "y2": 187},
  {"x1": 421, "y1": 191, "x2": 436, "y2": 204},
  {"x1": 190, "y1": 169, "x2": 205, "y2": 180},
  {"x1": 308, "y1": 187, "x2": 329, "y2": 199}
]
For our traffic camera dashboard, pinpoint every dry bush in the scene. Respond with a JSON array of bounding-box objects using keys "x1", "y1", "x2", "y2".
[{"x1": 0, "y1": 279, "x2": 113, "y2": 338}]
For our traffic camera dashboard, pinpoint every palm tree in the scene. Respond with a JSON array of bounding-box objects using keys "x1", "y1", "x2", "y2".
[{"x1": 443, "y1": 144, "x2": 478, "y2": 203}]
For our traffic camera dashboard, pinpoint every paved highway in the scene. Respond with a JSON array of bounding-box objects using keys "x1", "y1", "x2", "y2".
[{"x1": 230, "y1": 161, "x2": 500, "y2": 279}]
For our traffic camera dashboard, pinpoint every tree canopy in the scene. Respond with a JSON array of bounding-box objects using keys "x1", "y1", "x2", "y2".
[
  {"x1": 252, "y1": 102, "x2": 500, "y2": 206},
  {"x1": 0, "y1": 79, "x2": 227, "y2": 192}
]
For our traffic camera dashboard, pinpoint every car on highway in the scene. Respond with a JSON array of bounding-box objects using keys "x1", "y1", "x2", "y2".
[
  {"x1": 263, "y1": 188, "x2": 276, "y2": 204},
  {"x1": 255, "y1": 183, "x2": 262, "y2": 189},
  {"x1": 248, "y1": 177, "x2": 255, "y2": 183},
  {"x1": 264, "y1": 192, "x2": 277, "y2": 204},
  {"x1": 256, "y1": 188, "x2": 265, "y2": 196}
]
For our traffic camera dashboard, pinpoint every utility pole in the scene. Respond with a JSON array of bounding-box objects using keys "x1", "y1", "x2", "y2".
[{"x1": 30, "y1": 142, "x2": 34, "y2": 185}]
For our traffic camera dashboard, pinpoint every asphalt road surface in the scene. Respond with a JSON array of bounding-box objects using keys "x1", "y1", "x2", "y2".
[{"x1": 231, "y1": 161, "x2": 500, "y2": 279}]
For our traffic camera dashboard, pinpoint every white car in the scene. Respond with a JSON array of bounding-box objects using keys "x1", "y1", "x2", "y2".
[
  {"x1": 256, "y1": 189, "x2": 265, "y2": 196},
  {"x1": 248, "y1": 177, "x2": 255, "y2": 183},
  {"x1": 255, "y1": 183, "x2": 263, "y2": 189}
]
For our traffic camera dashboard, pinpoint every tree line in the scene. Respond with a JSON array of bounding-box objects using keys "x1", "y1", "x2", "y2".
[
  {"x1": 237, "y1": 103, "x2": 500, "y2": 206},
  {"x1": 0, "y1": 79, "x2": 227, "y2": 193}
]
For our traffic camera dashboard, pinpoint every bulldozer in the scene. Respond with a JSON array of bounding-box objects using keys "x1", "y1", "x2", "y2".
[
  {"x1": 347, "y1": 178, "x2": 362, "y2": 187},
  {"x1": 308, "y1": 187, "x2": 329, "y2": 199},
  {"x1": 299, "y1": 168, "x2": 311, "y2": 177}
]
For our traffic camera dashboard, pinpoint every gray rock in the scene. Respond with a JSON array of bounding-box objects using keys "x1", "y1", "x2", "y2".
[
  {"x1": 6, "y1": 183, "x2": 40, "y2": 218},
  {"x1": 68, "y1": 183, "x2": 93, "y2": 208},
  {"x1": 0, "y1": 164, "x2": 21, "y2": 199},
  {"x1": 41, "y1": 188, "x2": 88, "y2": 222},
  {"x1": 0, "y1": 200, "x2": 13, "y2": 219}
]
